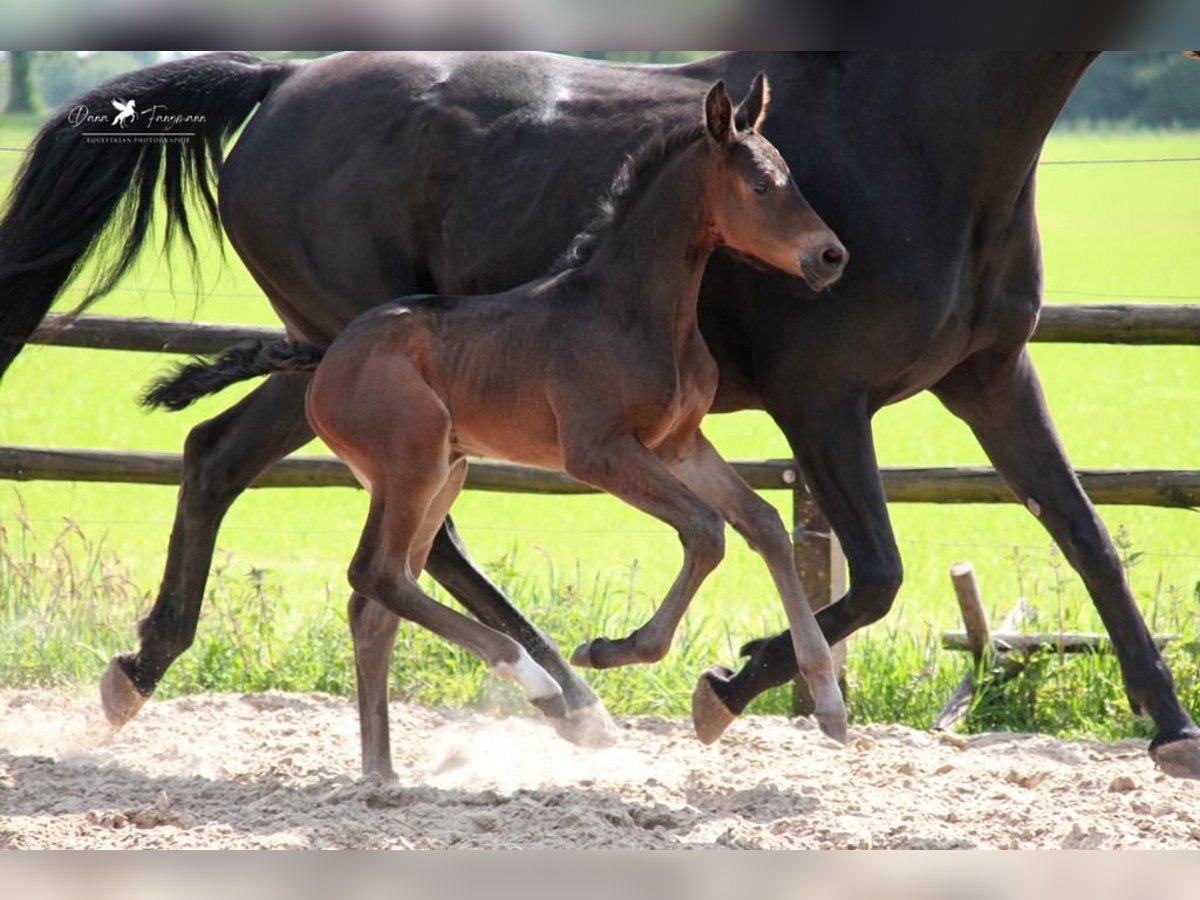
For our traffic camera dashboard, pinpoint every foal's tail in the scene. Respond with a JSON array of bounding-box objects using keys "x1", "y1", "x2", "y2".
[{"x1": 141, "y1": 340, "x2": 326, "y2": 411}]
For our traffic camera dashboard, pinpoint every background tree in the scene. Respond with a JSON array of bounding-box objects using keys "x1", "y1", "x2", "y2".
[{"x1": 6, "y1": 51, "x2": 40, "y2": 114}]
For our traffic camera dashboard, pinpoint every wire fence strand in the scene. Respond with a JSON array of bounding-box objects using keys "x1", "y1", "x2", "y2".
[
  {"x1": 3, "y1": 143, "x2": 1200, "y2": 167},
  {"x1": 12, "y1": 512, "x2": 1200, "y2": 561}
]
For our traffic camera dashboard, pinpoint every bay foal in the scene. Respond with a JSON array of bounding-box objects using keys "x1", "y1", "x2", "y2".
[{"x1": 145, "y1": 76, "x2": 849, "y2": 778}]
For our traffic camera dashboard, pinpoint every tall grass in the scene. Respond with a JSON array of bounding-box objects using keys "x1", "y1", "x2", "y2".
[{"x1": 2, "y1": 506, "x2": 1196, "y2": 739}]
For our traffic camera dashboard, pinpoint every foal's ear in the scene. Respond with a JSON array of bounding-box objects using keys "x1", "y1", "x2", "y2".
[
  {"x1": 704, "y1": 80, "x2": 735, "y2": 144},
  {"x1": 735, "y1": 72, "x2": 771, "y2": 132}
]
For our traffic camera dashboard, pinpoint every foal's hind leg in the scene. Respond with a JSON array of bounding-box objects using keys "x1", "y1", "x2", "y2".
[
  {"x1": 348, "y1": 479, "x2": 563, "y2": 777},
  {"x1": 425, "y1": 520, "x2": 616, "y2": 748},
  {"x1": 315, "y1": 363, "x2": 562, "y2": 777},
  {"x1": 347, "y1": 591, "x2": 400, "y2": 779},
  {"x1": 671, "y1": 433, "x2": 846, "y2": 744},
  {"x1": 348, "y1": 458, "x2": 564, "y2": 778}
]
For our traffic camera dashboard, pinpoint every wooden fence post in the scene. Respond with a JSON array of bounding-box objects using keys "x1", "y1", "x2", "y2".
[{"x1": 788, "y1": 468, "x2": 848, "y2": 715}]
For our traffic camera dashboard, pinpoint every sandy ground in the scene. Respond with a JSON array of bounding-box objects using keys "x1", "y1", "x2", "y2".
[{"x1": 1, "y1": 688, "x2": 1198, "y2": 849}]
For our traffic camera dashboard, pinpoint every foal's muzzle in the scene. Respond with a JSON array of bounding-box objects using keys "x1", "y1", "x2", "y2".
[{"x1": 801, "y1": 239, "x2": 849, "y2": 292}]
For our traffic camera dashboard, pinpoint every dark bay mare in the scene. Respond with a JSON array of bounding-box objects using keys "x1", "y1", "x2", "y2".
[
  {"x1": 141, "y1": 78, "x2": 850, "y2": 776},
  {"x1": 1, "y1": 50, "x2": 1198, "y2": 778}
]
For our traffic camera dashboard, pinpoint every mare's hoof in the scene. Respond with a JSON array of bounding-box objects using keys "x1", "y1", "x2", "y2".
[
  {"x1": 1150, "y1": 735, "x2": 1200, "y2": 780},
  {"x1": 549, "y1": 701, "x2": 619, "y2": 749},
  {"x1": 692, "y1": 665, "x2": 737, "y2": 745},
  {"x1": 100, "y1": 656, "x2": 148, "y2": 728}
]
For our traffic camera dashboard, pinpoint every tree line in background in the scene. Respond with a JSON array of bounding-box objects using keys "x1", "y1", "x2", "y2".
[{"x1": 2, "y1": 51, "x2": 1199, "y2": 127}]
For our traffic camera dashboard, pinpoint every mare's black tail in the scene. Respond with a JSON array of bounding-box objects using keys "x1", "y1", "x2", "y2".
[
  {"x1": 141, "y1": 340, "x2": 326, "y2": 411},
  {"x1": 0, "y1": 52, "x2": 296, "y2": 379}
]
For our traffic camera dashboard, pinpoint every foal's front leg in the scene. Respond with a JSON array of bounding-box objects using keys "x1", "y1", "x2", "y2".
[
  {"x1": 563, "y1": 434, "x2": 727, "y2": 669},
  {"x1": 670, "y1": 433, "x2": 846, "y2": 743}
]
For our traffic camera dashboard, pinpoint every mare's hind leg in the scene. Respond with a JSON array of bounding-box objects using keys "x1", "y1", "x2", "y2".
[
  {"x1": 561, "y1": 434, "x2": 726, "y2": 670},
  {"x1": 671, "y1": 433, "x2": 845, "y2": 744},
  {"x1": 101, "y1": 374, "x2": 313, "y2": 726},
  {"x1": 933, "y1": 347, "x2": 1200, "y2": 778}
]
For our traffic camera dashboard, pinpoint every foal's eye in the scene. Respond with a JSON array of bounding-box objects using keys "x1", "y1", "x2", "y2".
[{"x1": 753, "y1": 181, "x2": 770, "y2": 195}]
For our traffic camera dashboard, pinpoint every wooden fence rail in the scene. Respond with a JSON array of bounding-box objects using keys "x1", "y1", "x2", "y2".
[
  {"x1": 1, "y1": 446, "x2": 1197, "y2": 508},
  {"x1": 27, "y1": 304, "x2": 1200, "y2": 353}
]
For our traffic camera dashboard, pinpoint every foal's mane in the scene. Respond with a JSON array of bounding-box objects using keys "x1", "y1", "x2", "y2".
[{"x1": 549, "y1": 122, "x2": 707, "y2": 275}]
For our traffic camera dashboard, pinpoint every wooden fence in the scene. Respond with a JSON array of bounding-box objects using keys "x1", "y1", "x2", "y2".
[{"x1": 6, "y1": 305, "x2": 1200, "y2": 713}]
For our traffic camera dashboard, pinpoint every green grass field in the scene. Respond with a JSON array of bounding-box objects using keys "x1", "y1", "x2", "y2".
[{"x1": 0, "y1": 113, "x2": 1197, "y2": 737}]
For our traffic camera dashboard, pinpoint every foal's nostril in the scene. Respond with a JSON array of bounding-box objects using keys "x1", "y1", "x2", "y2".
[{"x1": 821, "y1": 245, "x2": 846, "y2": 270}]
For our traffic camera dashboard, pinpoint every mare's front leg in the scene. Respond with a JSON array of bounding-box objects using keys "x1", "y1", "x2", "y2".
[
  {"x1": 101, "y1": 374, "x2": 314, "y2": 725},
  {"x1": 694, "y1": 395, "x2": 903, "y2": 742},
  {"x1": 673, "y1": 433, "x2": 846, "y2": 743},
  {"x1": 563, "y1": 434, "x2": 727, "y2": 669},
  {"x1": 933, "y1": 347, "x2": 1200, "y2": 779}
]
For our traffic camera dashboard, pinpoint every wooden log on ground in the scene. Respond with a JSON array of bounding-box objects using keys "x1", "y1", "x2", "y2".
[
  {"x1": 949, "y1": 562, "x2": 990, "y2": 664},
  {"x1": 942, "y1": 631, "x2": 1177, "y2": 654},
  {"x1": 933, "y1": 584, "x2": 1034, "y2": 732},
  {"x1": 1, "y1": 446, "x2": 1198, "y2": 507}
]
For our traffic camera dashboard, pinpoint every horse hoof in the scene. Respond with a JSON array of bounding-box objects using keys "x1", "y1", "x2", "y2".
[
  {"x1": 358, "y1": 767, "x2": 400, "y2": 786},
  {"x1": 531, "y1": 692, "x2": 570, "y2": 721},
  {"x1": 692, "y1": 665, "x2": 737, "y2": 745},
  {"x1": 1150, "y1": 735, "x2": 1200, "y2": 780},
  {"x1": 815, "y1": 712, "x2": 849, "y2": 745},
  {"x1": 550, "y1": 701, "x2": 619, "y2": 749},
  {"x1": 570, "y1": 641, "x2": 595, "y2": 668},
  {"x1": 100, "y1": 657, "x2": 148, "y2": 728}
]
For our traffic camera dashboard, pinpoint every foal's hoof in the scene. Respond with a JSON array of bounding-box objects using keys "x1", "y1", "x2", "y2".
[
  {"x1": 571, "y1": 638, "x2": 626, "y2": 669},
  {"x1": 692, "y1": 665, "x2": 737, "y2": 745},
  {"x1": 550, "y1": 701, "x2": 619, "y2": 749},
  {"x1": 1150, "y1": 735, "x2": 1200, "y2": 780},
  {"x1": 570, "y1": 641, "x2": 597, "y2": 669},
  {"x1": 815, "y1": 711, "x2": 849, "y2": 745},
  {"x1": 100, "y1": 656, "x2": 148, "y2": 728}
]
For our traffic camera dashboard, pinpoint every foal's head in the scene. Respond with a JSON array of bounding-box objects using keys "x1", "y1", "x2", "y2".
[{"x1": 702, "y1": 74, "x2": 847, "y2": 292}]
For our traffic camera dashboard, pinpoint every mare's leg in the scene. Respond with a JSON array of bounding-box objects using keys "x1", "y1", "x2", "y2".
[
  {"x1": 932, "y1": 347, "x2": 1200, "y2": 778},
  {"x1": 101, "y1": 374, "x2": 313, "y2": 726},
  {"x1": 423, "y1": 519, "x2": 616, "y2": 747},
  {"x1": 673, "y1": 433, "x2": 846, "y2": 742},
  {"x1": 693, "y1": 395, "x2": 903, "y2": 741},
  {"x1": 563, "y1": 435, "x2": 727, "y2": 669}
]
